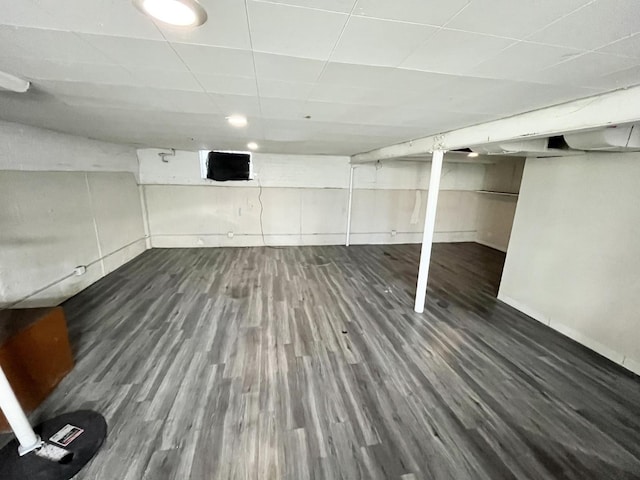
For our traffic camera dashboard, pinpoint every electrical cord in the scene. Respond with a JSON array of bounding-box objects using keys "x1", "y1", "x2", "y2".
[
  {"x1": 257, "y1": 176, "x2": 267, "y2": 246},
  {"x1": 256, "y1": 176, "x2": 285, "y2": 249}
]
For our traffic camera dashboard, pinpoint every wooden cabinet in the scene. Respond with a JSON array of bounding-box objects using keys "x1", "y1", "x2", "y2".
[{"x1": 0, "y1": 307, "x2": 74, "y2": 432}]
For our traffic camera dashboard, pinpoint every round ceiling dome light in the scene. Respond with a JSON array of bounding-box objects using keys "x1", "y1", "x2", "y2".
[{"x1": 133, "y1": 0, "x2": 208, "y2": 27}]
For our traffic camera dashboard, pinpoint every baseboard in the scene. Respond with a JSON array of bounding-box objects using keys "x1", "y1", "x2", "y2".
[
  {"x1": 498, "y1": 293, "x2": 635, "y2": 375},
  {"x1": 6, "y1": 237, "x2": 148, "y2": 309},
  {"x1": 548, "y1": 320, "x2": 625, "y2": 365},
  {"x1": 476, "y1": 238, "x2": 508, "y2": 253},
  {"x1": 150, "y1": 231, "x2": 478, "y2": 248},
  {"x1": 497, "y1": 294, "x2": 551, "y2": 325},
  {"x1": 102, "y1": 237, "x2": 148, "y2": 275},
  {"x1": 622, "y1": 356, "x2": 640, "y2": 376},
  {"x1": 150, "y1": 233, "x2": 346, "y2": 248}
]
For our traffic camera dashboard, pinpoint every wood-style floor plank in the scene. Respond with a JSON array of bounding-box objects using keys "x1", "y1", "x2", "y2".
[{"x1": 3, "y1": 243, "x2": 639, "y2": 479}]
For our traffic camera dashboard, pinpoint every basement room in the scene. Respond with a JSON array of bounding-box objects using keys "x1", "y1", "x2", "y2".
[{"x1": 0, "y1": 1, "x2": 639, "y2": 479}]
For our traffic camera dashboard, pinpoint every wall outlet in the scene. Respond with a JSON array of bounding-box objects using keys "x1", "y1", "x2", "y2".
[
  {"x1": 73, "y1": 266, "x2": 87, "y2": 276},
  {"x1": 227, "y1": 231, "x2": 234, "y2": 238},
  {"x1": 197, "y1": 238, "x2": 204, "y2": 246},
  {"x1": 391, "y1": 230, "x2": 397, "y2": 237}
]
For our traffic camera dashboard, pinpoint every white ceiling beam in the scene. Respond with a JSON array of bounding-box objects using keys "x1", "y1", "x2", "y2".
[
  {"x1": 0, "y1": 70, "x2": 30, "y2": 93},
  {"x1": 350, "y1": 85, "x2": 640, "y2": 164}
]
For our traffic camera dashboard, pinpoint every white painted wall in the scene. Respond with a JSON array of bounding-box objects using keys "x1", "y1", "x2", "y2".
[
  {"x1": 139, "y1": 149, "x2": 486, "y2": 247},
  {"x1": 475, "y1": 158, "x2": 524, "y2": 252},
  {"x1": 499, "y1": 153, "x2": 640, "y2": 375},
  {"x1": 0, "y1": 171, "x2": 147, "y2": 308},
  {"x1": 0, "y1": 120, "x2": 139, "y2": 176},
  {"x1": 0, "y1": 121, "x2": 146, "y2": 308},
  {"x1": 475, "y1": 195, "x2": 518, "y2": 252}
]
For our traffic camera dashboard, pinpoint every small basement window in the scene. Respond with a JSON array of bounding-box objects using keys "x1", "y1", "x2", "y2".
[{"x1": 200, "y1": 150, "x2": 253, "y2": 181}]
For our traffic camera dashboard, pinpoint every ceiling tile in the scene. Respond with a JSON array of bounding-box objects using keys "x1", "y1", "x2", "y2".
[
  {"x1": 206, "y1": 93, "x2": 262, "y2": 117},
  {"x1": 527, "y1": 0, "x2": 640, "y2": 50},
  {"x1": 309, "y1": 83, "x2": 439, "y2": 107},
  {"x1": 529, "y1": 52, "x2": 638, "y2": 88},
  {"x1": 367, "y1": 107, "x2": 495, "y2": 129},
  {"x1": 331, "y1": 16, "x2": 437, "y2": 67},
  {"x1": 317, "y1": 62, "x2": 395, "y2": 88},
  {"x1": 162, "y1": 90, "x2": 221, "y2": 114},
  {"x1": 38, "y1": 82, "x2": 183, "y2": 111},
  {"x1": 597, "y1": 33, "x2": 640, "y2": 59},
  {"x1": 197, "y1": 74, "x2": 258, "y2": 96},
  {"x1": 0, "y1": 26, "x2": 114, "y2": 64},
  {"x1": 590, "y1": 65, "x2": 640, "y2": 89},
  {"x1": 253, "y1": 53, "x2": 326, "y2": 83},
  {"x1": 247, "y1": 1, "x2": 348, "y2": 59},
  {"x1": 353, "y1": 0, "x2": 469, "y2": 26},
  {"x1": 81, "y1": 35, "x2": 186, "y2": 70},
  {"x1": 258, "y1": 79, "x2": 315, "y2": 100},
  {"x1": 386, "y1": 69, "x2": 453, "y2": 92},
  {"x1": 125, "y1": 69, "x2": 203, "y2": 91},
  {"x1": 252, "y1": 0, "x2": 357, "y2": 13},
  {"x1": 262, "y1": 119, "x2": 322, "y2": 142},
  {"x1": 0, "y1": 56, "x2": 134, "y2": 85},
  {"x1": 457, "y1": 81, "x2": 600, "y2": 115},
  {"x1": 0, "y1": 0, "x2": 61, "y2": 30},
  {"x1": 260, "y1": 98, "x2": 383, "y2": 124},
  {"x1": 170, "y1": 43, "x2": 255, "y2": 76},
  {"x1": 47, "y1": 83, "x2": 217, "y2": 115},
  {"x1": 421, "y1": 75, "x2": 521, "y2": 112},
  {"x1": 157, "y1": 0, "x2": 251, "y2": 49},
  {"x1": 306, "y1": 102, "x2": 385, "y2": 125},
  {"x1": 308, "y1": 84, "x2": 374, "y2": 105},
  {"x1": 259, "y1": 98, "x2": 311, "y2": 120},
  {"x1": 400, "y1": 29, "x2": 515, "y2": 74},
  {"x1": 24, "y1": 0, "x2": 164, "y2": 40},
  {"x1": 446, "y1": 0, "x2": 590, "y2": 40},
  {"x1": 470, "y1": 41, "x2": 585, "y2": 81}
]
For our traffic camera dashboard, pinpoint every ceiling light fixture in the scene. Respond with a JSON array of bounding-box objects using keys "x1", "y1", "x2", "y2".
[
  {"x1": 467, "y1": 152, "x2": 479, "y2": 158},
  {"x1": 0, "y1": 70, "x2": 30, "y2": 93},
  {"x1": 227, "y1": 115, "x2": 248, "y2": 128},
  {"x1": 133, "y1": 0, "x2": 207, "y2": 27},
  {"x1": 247, "y1": 142, "x2": 258, "y2": 151}
]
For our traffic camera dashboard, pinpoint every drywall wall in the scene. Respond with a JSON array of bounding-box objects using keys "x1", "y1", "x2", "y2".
[
  {"x1": 476, "y1": 158, "x2": 524, "y2": 252},
  {"x1": 0, "y1": 171, "x2": 146, "y2": 308},
  {"x1": 139, "y1": 149, "x2": 486, "y2": 247},
  {"x1": 0, "y1": 120, "x2": 139, "y2": 176},
  {"x1": 0, "y1": 121, "x2": 146, "y2": 308},
  {"x1": 499, "y1": 153, "x2": 640, "y2": 375},
  {"x1": 476, "y1": 195, "x2": 518, "y2": 252}
]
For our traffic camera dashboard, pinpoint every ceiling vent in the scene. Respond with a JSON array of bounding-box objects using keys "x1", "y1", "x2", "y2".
[{"x1": 564, "y1": 125, "x2": 640, "y2": 152}]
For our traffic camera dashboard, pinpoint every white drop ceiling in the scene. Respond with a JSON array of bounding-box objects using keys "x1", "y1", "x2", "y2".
[{"x1": 0, "y1": 0, "x2": 639, "y2": 155}]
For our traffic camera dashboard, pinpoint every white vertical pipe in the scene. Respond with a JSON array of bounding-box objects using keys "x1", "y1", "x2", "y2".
[
  {"x1": 414, "y1": 150, "x2": 445, "y2": 313},
  {"x1": 0, "y1": 365, "x2": 41, "y2": 455},
  {"x1": 345, "y1": 166, "x2": 354, "y2": 247}
]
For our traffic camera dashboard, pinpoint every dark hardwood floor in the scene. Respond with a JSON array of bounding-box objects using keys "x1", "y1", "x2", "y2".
[{"x1": 6, "y1": 243, "x2": 640, "y2": 479}]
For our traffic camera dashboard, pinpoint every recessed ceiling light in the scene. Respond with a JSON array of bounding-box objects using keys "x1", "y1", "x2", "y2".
[
  {"x1": 133, "y1": 0, "x2": 207, "y2": 27},
  {"x1": 247, "y1": 142, "x2": 258, "y2": 151},
  {"x1": 467, "y1": 152, "x2": 479, "y2": 158},
  {"x1": 226, "y1": 115, "x2": 247, "y2": 128}
]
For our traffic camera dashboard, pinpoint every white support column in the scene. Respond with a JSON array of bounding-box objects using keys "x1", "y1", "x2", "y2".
[
  {"x1": 0, "y1": 365, "x2": 41, "y2": 455},
  {"x1": 414, "y1": 150, "x2": 444, "y2": 313},
  {"x1": 345, "y1": 166, "x2": 354, "y2": 247}
]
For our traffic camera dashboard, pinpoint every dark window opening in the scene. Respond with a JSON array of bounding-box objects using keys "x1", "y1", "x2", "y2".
[{"x1": 206, "y1": 151, "x2": 251, "y2": 181}]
